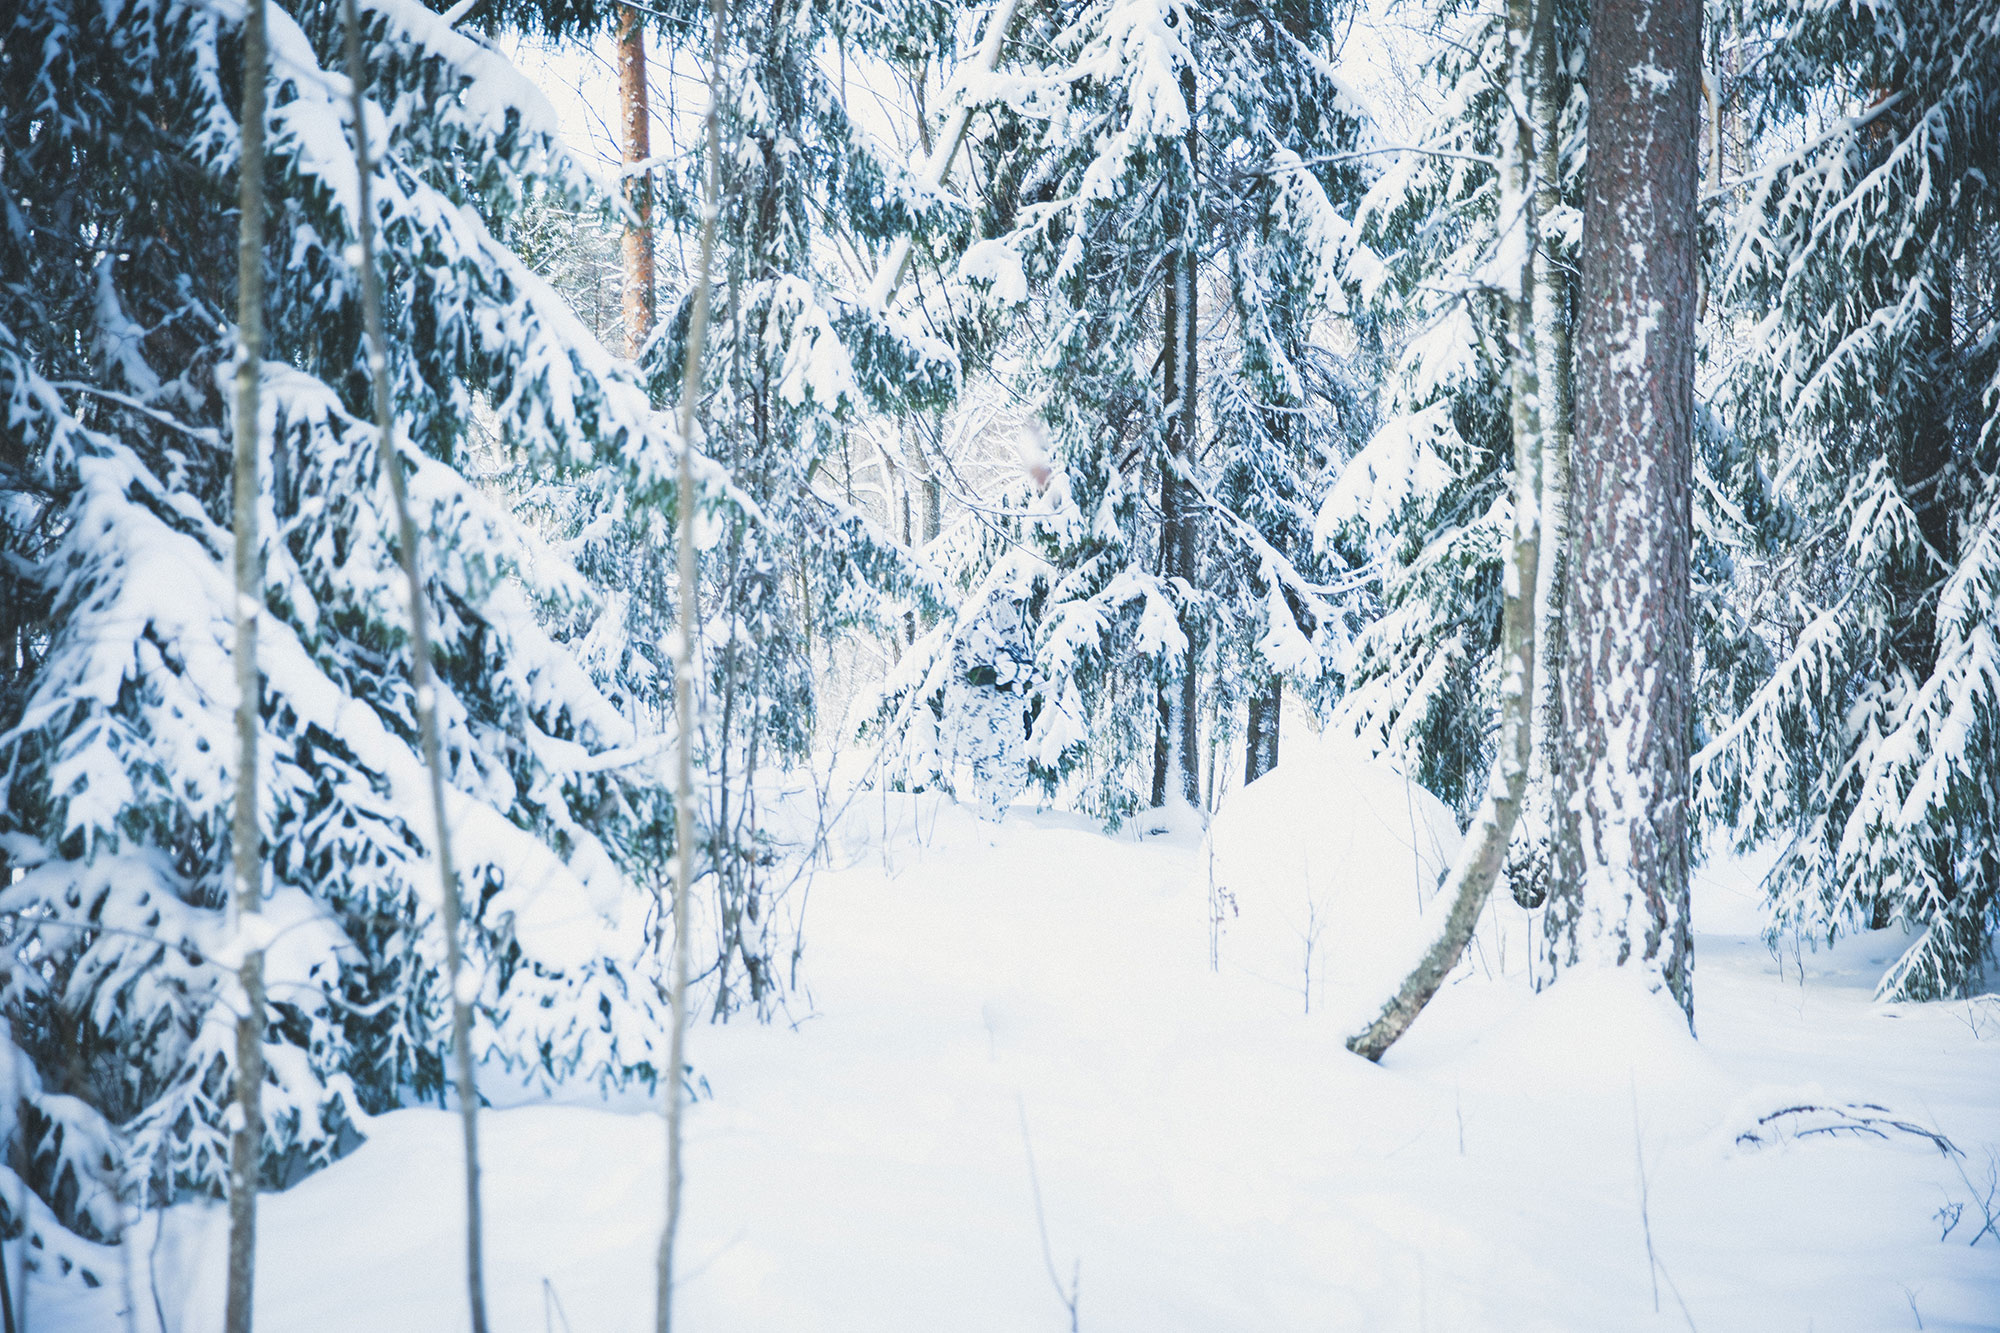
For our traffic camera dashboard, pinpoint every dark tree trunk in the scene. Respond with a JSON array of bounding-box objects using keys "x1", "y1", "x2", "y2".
[
  {"x1": 1152, "y1": 64, "x2": 1201, "y2": 810},
  {"x1": 1553, "y1": 0, "x2": 1701, "y2": 1021},
  {"x1": 225, "y1": 2, "x2": 267, "y2": 1330},
  {"x1": 1244, "y1": 676, "x2": 1281, "y2": 784},
  {"x1": 619, "y1": 10, "x2": 655, "y2": 359}
]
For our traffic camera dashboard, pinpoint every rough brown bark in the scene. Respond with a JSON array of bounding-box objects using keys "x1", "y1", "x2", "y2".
[
  {"x1": 224, "y1": 3, "x2": 267, "y2": 1329},
  {"x1": 1553, "y1": 0, "x2": 1700, "y2": 1020},
  {"x1": 619, "y1": 9, "x2": 655, "y2": 359},
  {"x1": 340, "y1": 4, "x2": 490, "y2": 1328},
  {"x1": 1345, "y1": 0, "x2": 1541, "y2": 1062}
]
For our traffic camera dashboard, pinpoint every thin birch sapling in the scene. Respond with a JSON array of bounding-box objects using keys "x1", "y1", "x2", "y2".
[
  {"x1": 339, "y1": 1, "x2": 491, "y2": 1326},
  {"x1": 1344, "y1": 0, "x2": 1543, "y2": 1062}
]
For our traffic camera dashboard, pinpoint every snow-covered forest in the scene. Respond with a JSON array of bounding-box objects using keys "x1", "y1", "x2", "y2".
[{"x1": 2, "y1": 0, "x2": 1997, "y2": 1327}]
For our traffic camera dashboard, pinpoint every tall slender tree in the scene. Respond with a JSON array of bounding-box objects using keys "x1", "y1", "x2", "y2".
[
  {"x1": 339, "y1": 0, "x2": 490, "y2": 1323},
  {"x1": 620, "y1": 6, "x2": 656, "y2": 357},
  {"x1": 1152, "y1": 59, "x2": 1201, "y2": 810},
  {"x1": 1343, "y1": 0, "x2": 1544, "y2": 1061},
  {"x1": 659, "y1": 4, "x2": 722, "y2": 1326}
]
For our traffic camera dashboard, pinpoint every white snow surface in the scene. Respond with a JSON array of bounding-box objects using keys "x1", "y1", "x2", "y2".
[{"x1": 119, "y1": 748, "x2": 2000, "y2": 1333}]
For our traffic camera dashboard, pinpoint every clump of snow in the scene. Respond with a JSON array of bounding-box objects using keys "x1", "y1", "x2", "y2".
[{"x1": 1205, "y1": 729, "x2": 1460, "y2": 1025}]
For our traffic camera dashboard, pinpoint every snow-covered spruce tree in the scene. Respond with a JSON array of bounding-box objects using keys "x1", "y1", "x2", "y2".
[
  {"x1": 878, "y1": 0, "x2": 1376, "y2": 826},
  {"x1": 964, "y1": 0, "x2": 1205, "y2": 824},
  {"x1": 1698, "y1": 0, "x2": 2000, "y2": 999},
  {"x1": 0, "y1": 0, "x2": 704, "y2": 1287}
]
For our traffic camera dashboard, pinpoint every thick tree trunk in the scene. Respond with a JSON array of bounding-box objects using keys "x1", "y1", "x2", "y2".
[
  {"x1": 1244, "y1": 676, "x2": 1281, "y2": 784},
  {"x1": 1345, "y1": 0, "x2": 1541, "y2": 1062},
  {"x1": 1153, "y1": 66, "x2": 1201, "y2": 810},
  {"x1": 1553, "y1": 0, "x2": 1700, "y2": 1021},
  {"x1": 224, "y1": 4, "x2": 267, "y2": 1330},
  {"x1": 340, "y1": 5, "x2": 490, "y2": 1329},
  {"x1": 619, "y1": 9, "x2": 655, "y2": 359}
]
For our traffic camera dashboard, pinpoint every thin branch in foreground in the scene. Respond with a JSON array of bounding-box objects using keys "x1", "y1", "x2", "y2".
[
  {"x1": 338, "y1": 2, "x2": 489, "y2": 1328},
  {"x1": 1016, "y1": 1097, "x2": 1081, "y2": 1333}
]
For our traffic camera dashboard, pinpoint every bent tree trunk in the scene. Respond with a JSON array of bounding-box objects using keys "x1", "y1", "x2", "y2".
[
  {"x1": 224, "y1": 2, "x2": 267, "y2": 1329},
  {"x1": 619, "y1": 9, "x2": 655, "y2": 359},
  {"x1": 1345, "y1": 0, "x2": 1541, "y2": 1063},
  {"x1": 341, "y1": 4, "x2": 491, "y2": 1328}
]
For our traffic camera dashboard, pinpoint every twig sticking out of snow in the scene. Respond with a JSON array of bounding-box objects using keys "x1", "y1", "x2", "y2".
[
  {"x1": 1016, "y1": 1097, "x2": 1081, "y2": 1333},
  {"x1": 1632, "y1": 1083, "x2": 1699, "y2": 1331},
  {"x1": 1734, "y1": 1103, "x2": 1959, "y2": 1157}
]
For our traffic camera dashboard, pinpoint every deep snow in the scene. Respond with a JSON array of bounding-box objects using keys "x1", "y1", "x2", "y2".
[{"x1": 106, "y1": 735, "x2": 2000, "y2": 1331}]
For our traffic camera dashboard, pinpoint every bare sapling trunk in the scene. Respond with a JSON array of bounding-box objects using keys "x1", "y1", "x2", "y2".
[
  {"x1": 224, "y1": 3, "x2": 268, "y2": 1329},
  {"x1": 657, "y1": 1, "x2": 724, "y2": 1328},
  {"x1": 620, "y1": 9, "x2": 655, "y2": 359},
  {"x1": 1554, "y1": 0, "x2": 1700, "y2": 1018},
  {"x1": 338, "y1": 5, "x2": 490, "y2": 1329},
  {"x1": 1345, "y1": 0, "x2": 1541, "y2": 1062}
]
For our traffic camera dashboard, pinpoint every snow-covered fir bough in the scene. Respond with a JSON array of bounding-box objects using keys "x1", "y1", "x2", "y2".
[{"x1": 1698, "y1": 0, "x2": 2000, "y2": 1001}]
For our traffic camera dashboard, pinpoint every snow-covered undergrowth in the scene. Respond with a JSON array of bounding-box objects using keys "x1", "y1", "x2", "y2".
[{"x1": 96, "y1": 743, "x2": 2000, "y2": 1332}]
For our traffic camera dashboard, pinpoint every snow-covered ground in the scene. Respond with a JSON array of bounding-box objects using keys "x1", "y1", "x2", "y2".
[{"x1": 135, "y1": 736, "x2": 2000, "y2": 1332}]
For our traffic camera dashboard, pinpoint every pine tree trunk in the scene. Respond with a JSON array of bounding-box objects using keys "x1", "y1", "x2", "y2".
[
  {"x1": 224, "y1": 3, "x2": 267, "y2": 1329},
  {"x1": 1554, "y1": 0, "x2": 1700, "y2": 1020},
  {"x1": 340, "y1": 5, "x2": 490, "y2": 1328},
  {"x1": 619, "y1": 9, "x2": 655, "y2": 359},
  {"x1": 1244, "y1": 676, "x2": 1281, "y2": 784},
  {"x1": 1345, "y1": 0, "x2": 1541, "y2": 1062}
]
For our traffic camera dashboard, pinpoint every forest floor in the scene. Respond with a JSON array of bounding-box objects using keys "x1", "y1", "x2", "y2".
[{"x1": 138, "y1": 736, "x2": 2000, "y2": 1332}]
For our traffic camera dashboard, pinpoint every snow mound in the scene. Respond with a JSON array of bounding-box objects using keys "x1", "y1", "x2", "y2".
[
  {"x1": 1457, "y1": 970, "x2": 1732, "y2": 1116},
  {"x1": 1205, "y1": 730, "x2": 1461, "y2": 1024}
]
